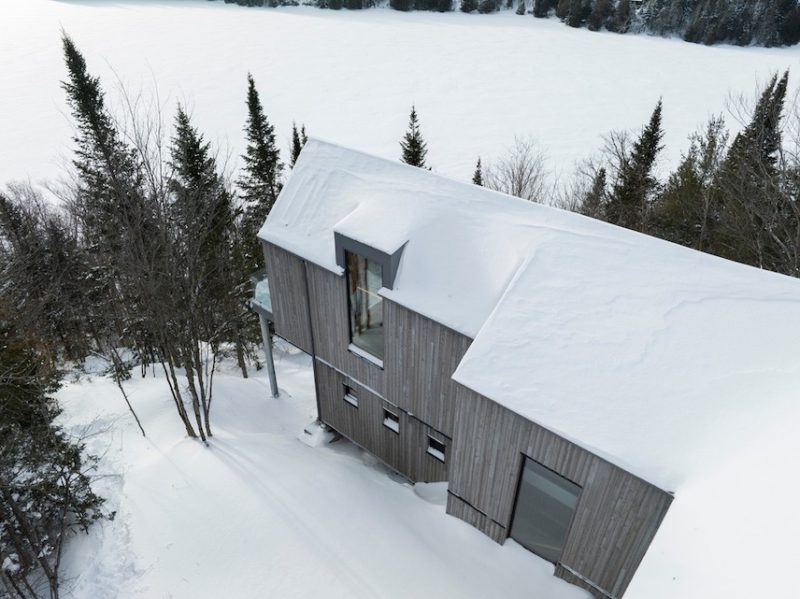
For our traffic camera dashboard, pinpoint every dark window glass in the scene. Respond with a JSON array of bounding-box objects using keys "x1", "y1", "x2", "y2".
[
  {"x1": 427, "y1": 437, "x2": 446, "y2": 462},
  {"x1": 346, "y1": 251, "x2": 384, "y2": 360},
  {"x1": 509, "y1": 457, "x2": 581, "y2": 564}
]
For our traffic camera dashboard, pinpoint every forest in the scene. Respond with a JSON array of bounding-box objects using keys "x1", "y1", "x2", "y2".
[
  {"x1": 2, "y1": 26, "x2": 800, "y2": 596},
  {"x1": 221, "y1": 0, "x2": 800, "y2": 47}
]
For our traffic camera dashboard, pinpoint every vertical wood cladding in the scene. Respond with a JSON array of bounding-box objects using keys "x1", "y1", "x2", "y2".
[
  {"x1": 316, "y1": 361, "x2": 448, "y2": 482},
  {"x1": 261, "y1": 242, "x2": 312, "y2": 353},
  {"x1": 384, "y1": 303, "x2": 473, "y2": 437},
  {"x1": 305, "y1": 262, "x2": 386, "y2": 396},
  {"x1": 447, "y1": 387, "x2": 672, "y2": 599}
]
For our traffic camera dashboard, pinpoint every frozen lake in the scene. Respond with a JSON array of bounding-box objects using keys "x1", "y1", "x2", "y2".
[{"x1": 2, "y1": 0, "x2": 799, "y2": 186}]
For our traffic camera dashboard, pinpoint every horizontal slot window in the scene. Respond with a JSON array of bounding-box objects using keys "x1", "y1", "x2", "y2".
[
  {"x1": 426, "y1": 436, "x2": 446, "y2": 463},
  {"x1": 383, "y1": 408, "x2": 400, "y2": 433}
]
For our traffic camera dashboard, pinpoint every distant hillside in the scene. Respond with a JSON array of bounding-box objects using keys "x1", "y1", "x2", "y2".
[{"x1": 220, "y1": 0, "x2": 800, "y2": 47}]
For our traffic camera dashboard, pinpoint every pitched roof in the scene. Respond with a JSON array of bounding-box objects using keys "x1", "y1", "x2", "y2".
[{"x1": 261, "y1": 139, "x2": 800, "y2": 598}]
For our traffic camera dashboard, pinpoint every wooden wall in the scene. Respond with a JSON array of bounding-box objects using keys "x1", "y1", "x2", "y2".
[
  {"x1": 305, "y1": 261, "x2": 386, "y2": 395},
  {"x1": 316, "y1": 361, "x2": 449, "y2": 482},
  {"x1": 447, "y1": 386, "x2": 672, "y2": 599},
  {"x1": 262, "y1": 242, "x2": 312, "y2": 353},
  {"x1": 384, "y1": 303, "x2": 473, "y2": 437},
  {"x1": 264, "y1": 239, "x2": 669, "y2": 598}
]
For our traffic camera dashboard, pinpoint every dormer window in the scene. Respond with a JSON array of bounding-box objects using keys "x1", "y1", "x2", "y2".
[
  {"x1": 335, "y1": 233, "x2": 405, "y2": 365},
  {"x1": 346, "y1": 251, "x2": 384, "y2": 360}
]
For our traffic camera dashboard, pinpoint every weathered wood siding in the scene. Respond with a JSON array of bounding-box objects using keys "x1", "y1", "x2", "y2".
[
  {"x1": 316, "y1": 361, "x2": 449, "y2": 482},
  {"x1": 305, "y1": 262, "x2": 386, "y2": 396},
  {"x1": 448, "y1": 386, "x2": 672, "y2": 599},
  {"x1": 262, "y1": 242, "x2": 312, "y2": 353},
  {"x1": 384, "y1": 303, "x2": 473, "y2": 437}
]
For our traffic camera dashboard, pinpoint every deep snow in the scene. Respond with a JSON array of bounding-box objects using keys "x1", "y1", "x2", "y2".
[
  {"x1": 55, "y1": 343, "x2": 589, "y2": 599},
  {"x1": 2, "y1": 1, "x2": 800, "y2": 187}
]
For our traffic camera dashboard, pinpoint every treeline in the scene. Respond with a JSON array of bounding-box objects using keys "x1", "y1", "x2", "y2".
[
  {"x1": 460, "y1": 72, "x2": 800, "y2": 277},
  {"x1": 219, "y1": 0, "x2": 800, "y2": 47}
]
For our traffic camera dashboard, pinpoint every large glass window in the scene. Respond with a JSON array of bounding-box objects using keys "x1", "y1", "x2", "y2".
[
  {"x1": 346, "y1": 251, "x2": 384, "y2": 359},
  {"x1": 509, "y1": 457, "x2": 581, "y2": 564}
]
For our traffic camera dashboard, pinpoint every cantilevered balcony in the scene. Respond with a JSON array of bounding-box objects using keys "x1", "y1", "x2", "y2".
[{"x1": 250, "y1": 269, "x2": 273, "y2": 319}]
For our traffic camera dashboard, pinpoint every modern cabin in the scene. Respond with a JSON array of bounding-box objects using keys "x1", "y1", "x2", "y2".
[{"x1": 253, "y1": 139, "x2": 800, "y2": 599}]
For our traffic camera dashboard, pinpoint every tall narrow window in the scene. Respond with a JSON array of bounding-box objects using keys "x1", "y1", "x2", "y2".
[
  {"x1": 346, "y1": 251, "x2": 384, "y2": 360},
  {"x1": 509, "y1": 457, "x2": 581, "y2": 564}
]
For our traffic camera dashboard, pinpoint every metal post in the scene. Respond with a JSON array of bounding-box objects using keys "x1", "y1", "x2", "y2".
[{"x1": 259, "y1": 313, "x2": 279, "y2": 398}]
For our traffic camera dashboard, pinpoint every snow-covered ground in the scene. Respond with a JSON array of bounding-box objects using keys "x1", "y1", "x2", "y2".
[
  {"x1": 2, "y1": 0, "x2": 800, "y2": 187},
  {"x1": 55, "y1": 342, "x2": 589, "y2": 599}
]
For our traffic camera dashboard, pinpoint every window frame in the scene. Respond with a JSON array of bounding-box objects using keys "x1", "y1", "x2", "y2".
[
  {"x1": 426, "y1": 436, "x2": 446, "y2": 463},
  {"x1": 508, "y1": 454, "x2": 583, "y2": 565},
  {"x1": 345, "y1": 250, "x2": 386, "y2": 361},
  {"x1": 343, "y1": 383, "x2": 358, "y2": 408},
  {"x1": 383, "y1": 408, "x2": 400, "y2": 434}
]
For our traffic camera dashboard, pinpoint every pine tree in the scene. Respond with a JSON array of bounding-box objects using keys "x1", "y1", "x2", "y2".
[
  {"x1": 461, "y1": 0, "x2": 478, "y2": 11},
  {"x1": 605, "y1": 100, "x2": 665, "y2": 231},
  {"x1": 555, "y1": 0, "x2": 570, "y2": 19},
  {"x1": 516, "y1": 0, "x2": 526, "y2": 15},
  {"x1": 472, "y1": 157, "x2": 484, "y2": 186},
  {"x1": 400, "y1": 106, "x2": 429, "y2": 168},
  {"x1": 290, "y1": 122, "x2": 308, "y2": 167}
]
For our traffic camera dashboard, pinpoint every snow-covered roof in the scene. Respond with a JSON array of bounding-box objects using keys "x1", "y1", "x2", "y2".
[
  {"x1": 262, "y1": 140, "x2": 800, "y2": 598},
  {"x1": 261, "y1": 139, "x2": 609, "y2": 338}
]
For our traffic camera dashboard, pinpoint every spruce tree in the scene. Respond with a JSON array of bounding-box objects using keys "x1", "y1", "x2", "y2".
[
  {"x1": 400, "y1": 106, "x2": 429, "y2": 168},
  {"x1": 290, "y1": 122, "x2": 308, "y2": 167},
  {"x1": 605, "y1": 99, "x2": 665, "y2": 231},
  {"x1": 239, "y1": 73, "x2": 282, "y2": 215},
  {"x1": 61, "y1": 33, "x2": 145, "y2": 255},
  {"x1": 472, "y1": 157, "x2": 484, "y2": 186},
  {"x1": 238, "y1": 74, "x2": 283, "y2": 273}
]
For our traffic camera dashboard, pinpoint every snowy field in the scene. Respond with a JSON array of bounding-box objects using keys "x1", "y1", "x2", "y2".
[
  {"x1": 55, "y1": 343, "x2": 589, "y2": 599},
  {"x1": 2, "y1": 0, "x2": 800, "y2": 188}
]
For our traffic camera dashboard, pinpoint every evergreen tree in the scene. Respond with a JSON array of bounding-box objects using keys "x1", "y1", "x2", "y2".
[
  {"x1": 532, "y1": 0, "x2": 554, "y2": 17},
  {"x1": 609, "y1": 0, "x2": 632, "y2": 33},
  {"x1": 555, "y1": 0, "x2": 570, "y2": 19},
  {"x1": 650, "y1": 117, "x2": 728, "y2": 250},
  {"x1": 605, "y1": 99, "x2": 665, "y2": 231},
  {"x1": 61, "y1": 33, "x2": 146, "y2": 256},
  {"x1": 400, "y1": 106, "x2": 429, "y2": 168},
  {"x1": 566, "y1": 0, "x2": 591, "y2": 27},
  {"x1": 238, "y1": 73, "x2": 283, "y2": 270},
  {"x1": 461, "y1": 0, "x2": 478, "y2": 12},
  {"x1": 587, "y1": 0, "x2": 613, "y2": 30},
  {"x1": 239, "y1": 74, "x2": 282, "y2": 208},
  {"x1": 713, "y1": 72, "x2": 790, "y2": 268},
  {"x1": 516, "y1": 0, "x2": 526, "y2": 15},
  {"x1": 290, "y1": 122, "x2": 308, "y2": 167},
  {"x1": 472, "y1": 157, "x2": 484, "y2": 186},
  {"x1": 581, "y1": 167, "x2": 607, "y2": 218}
]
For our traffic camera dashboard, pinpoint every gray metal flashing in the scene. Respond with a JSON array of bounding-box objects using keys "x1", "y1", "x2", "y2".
[{"x1": 334, "y1": 231, "x2": 405, "y2": 289}]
